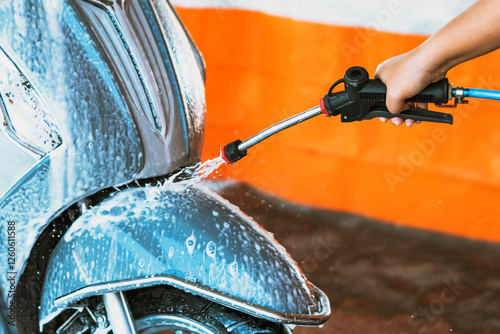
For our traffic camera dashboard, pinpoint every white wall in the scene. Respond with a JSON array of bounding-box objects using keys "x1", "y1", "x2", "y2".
[{"x1": 171, "y1": 0, "x2": 475, "y2": 35}]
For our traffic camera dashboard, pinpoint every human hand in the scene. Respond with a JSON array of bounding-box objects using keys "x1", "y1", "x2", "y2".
[{"x1": 374, "y1": 48, "x2": 447, "y2": 127}]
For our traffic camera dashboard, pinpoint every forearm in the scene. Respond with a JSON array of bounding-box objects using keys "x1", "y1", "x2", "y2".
[
  {"x1": 417, "y1": 0, "x2": 500, "y2": 75},
  {"x1": 374, "y1": 0, "x2": 500, "y2": 122}
]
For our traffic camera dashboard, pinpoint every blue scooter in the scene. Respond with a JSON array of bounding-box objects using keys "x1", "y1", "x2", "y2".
[{"x1": 0, "y1": 0, "x2": 329, "y2": 333}]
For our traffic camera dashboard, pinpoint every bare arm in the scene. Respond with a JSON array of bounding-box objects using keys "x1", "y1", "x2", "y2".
[{"x1": 375, "y1": 0, "x2": 500, "y2": 126}]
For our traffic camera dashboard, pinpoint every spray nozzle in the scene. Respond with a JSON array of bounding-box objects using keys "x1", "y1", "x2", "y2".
[{"x1": 221, "y1": 140, "x2": 247, "y2": 164}]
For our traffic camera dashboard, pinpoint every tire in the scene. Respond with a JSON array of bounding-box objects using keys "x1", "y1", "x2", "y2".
[{"x1": 126, "y1": 286, "x2": 292, "y2": 334}]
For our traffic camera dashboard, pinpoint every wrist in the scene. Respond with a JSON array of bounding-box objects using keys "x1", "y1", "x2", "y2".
[{"x1": 410, "y1": 41, "x2": 450, "y2": 81}]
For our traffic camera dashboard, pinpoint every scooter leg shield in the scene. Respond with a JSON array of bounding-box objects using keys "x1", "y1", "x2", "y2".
[{"x1": 39, "y1": 183, "x2": 330, "y2": 329}]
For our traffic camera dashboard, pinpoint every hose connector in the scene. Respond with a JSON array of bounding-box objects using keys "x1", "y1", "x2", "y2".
[
  {"x1": 453, "y1": 87, "x2": 467, "y2": 104},
  {"x1": 221, "y1": 140, "x2": 247, "y2": 164}
]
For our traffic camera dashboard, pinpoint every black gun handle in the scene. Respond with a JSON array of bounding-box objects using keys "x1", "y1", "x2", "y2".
[
  {"x1": 363, "y1": 107, "x2": 453, "y2": 124},
  {"x1": 359, "y1": 79, "x2": 450, "y2": 104}
]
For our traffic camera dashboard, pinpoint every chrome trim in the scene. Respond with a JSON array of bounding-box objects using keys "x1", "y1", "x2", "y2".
[
  {"x1": 103, "y1": 292, "x2": 137, "y2": 334},
  {"x1": 53, "y1": 275, "x2": 331, "y2": 326}
]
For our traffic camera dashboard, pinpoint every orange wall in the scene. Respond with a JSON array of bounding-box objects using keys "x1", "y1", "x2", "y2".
[{"x1": 175, "y1": 7, "x2": 500, "y2": 243}]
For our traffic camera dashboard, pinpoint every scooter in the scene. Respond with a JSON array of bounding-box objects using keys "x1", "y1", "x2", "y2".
[{"x1": 0, "y1": 0, "x2": 329, "y2": 333}]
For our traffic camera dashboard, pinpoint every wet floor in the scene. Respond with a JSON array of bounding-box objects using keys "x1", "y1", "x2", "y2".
[{"x1": 210, "y1": 181, "x2": 500, "y2": 334}]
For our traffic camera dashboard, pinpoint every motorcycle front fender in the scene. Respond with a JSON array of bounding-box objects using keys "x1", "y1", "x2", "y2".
[{"x1": 39, "y1": 183, "x2": 330, "y2": 329}]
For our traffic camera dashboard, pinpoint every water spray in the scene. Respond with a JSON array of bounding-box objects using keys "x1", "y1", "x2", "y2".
[{"x1": 221, "y1": 66, "x2": 500, "y2": 164}]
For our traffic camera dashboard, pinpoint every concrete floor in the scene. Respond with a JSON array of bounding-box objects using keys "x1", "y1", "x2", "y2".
[{"x1": 212, "y1": 181, "x2": 500, "y2": 334}]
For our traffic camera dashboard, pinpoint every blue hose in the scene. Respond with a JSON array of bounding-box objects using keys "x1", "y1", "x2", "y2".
[{"x1": 463, "y1": 88, "x2": 500, "y2": 100}]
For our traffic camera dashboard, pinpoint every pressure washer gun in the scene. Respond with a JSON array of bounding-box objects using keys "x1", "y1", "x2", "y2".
[{"x1": 221, "y1": 66, "x2": 485, "y2": 164}]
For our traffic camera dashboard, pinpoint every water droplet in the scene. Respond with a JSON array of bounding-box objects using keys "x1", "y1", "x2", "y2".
[
  {"x1": 206, "y1": 241, "x2": 216, "y2": 259},
  {"x1": 186, "y1": 232, "x2": 196, "y2": 255},
  {"x1": 168, "y1": 247, "x2": 175, "y2": 259},
  {"x1": 138, "y1": 258, "x2": 145, "y2": 267},
  {"x1": 229, "y1": 260, "x2": 238, "y2": 276},
  {"x1": 212, "y1": 210, "x2": 219, "y2": 217}
]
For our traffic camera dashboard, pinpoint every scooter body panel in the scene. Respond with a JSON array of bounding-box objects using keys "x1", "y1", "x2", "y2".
[
  {"x1": 0, "y1": 0, "x2": 205, "y2": 324},
  {"x1": 39, "y1": 184, "x2": 329, "y2": 328}
]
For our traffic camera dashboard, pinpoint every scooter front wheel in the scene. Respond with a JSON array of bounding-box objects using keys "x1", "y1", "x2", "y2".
[
  {"x1": 134, "y1": 314, "x2": 218, "y2": 334},
  {"x1": 124, "y1": 286, "x2": 292, "y2": 334}
]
